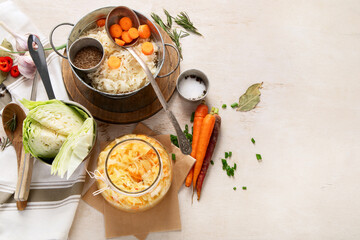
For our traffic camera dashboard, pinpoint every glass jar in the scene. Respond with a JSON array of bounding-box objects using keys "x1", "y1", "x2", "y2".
[{"x1": 96, "y1": 134, "x2": 173, "y2": 212}]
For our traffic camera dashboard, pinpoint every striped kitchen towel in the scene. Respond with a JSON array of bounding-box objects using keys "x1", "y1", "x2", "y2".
[{"x1": 0, "y1": 1, "x2": 86, "y2": 239}]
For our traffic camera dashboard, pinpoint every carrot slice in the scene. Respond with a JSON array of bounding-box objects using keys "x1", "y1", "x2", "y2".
[
  {"x1": 108, "y1": 55, "x2": 121, "y2": 69},
  {"x1": 128, "y1": 27, "x2": 139, "y2": 39},
  {"x1": 96, "y1": 18, "x2": 106, "y2": 27},
  {"x1": 121, "y1": 31, "x2": 133, "y2": 43},
  {"x1": 141, "y1": 42, "x2": 154, "y2": 55},
  {"x1": 119, "y1": 17, "x2": 132, "y2": 31},
  {"x1": 115, "y1": 38, "x2": 125, "y2": 46},
  {"x1": 109, "y1": 24, "x2": 122, "y2": 38},
  {"x1": 138, "y1": 24, "x2": 151, "y2": 39}
]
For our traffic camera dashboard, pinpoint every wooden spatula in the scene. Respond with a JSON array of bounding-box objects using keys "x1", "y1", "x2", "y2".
[{"x1": 2, "y1": 103, "x2": 33, "y2": 210}]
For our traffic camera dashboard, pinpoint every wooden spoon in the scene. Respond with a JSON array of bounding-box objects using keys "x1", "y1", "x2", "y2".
[{"x1": 2, "y1": 103, "x2": 33, "y2": 210}]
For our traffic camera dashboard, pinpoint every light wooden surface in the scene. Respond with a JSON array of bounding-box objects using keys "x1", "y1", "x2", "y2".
[
  {"x1": 9, "y1": 0, "x2": 360, "y2": 239},
  {"x1": 62, "y1": 24, "x2": 180, "y2": 124}
]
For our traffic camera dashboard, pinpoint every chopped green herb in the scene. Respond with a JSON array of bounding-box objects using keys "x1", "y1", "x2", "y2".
[
  {"x1": 190, "y1": 112, "x2": 195, "y2": 123},
  {"x1": 170, "y1": 123, "x2": 193, "y2": 147},
  {"x1": 242, "y1": 186, "x2": 247, "y2": 190},
  {"x1": 225, "y1": 152, "x2": 229, "y2": 158},
  {"x1": 251, "y1": 138, "x2": 255, "y2": 144},
  {"x1": 229, "y1": 151, "x2": 232, "y2": 157},
  {"x1": 221, "y1": 159, "x2": 236, "y2": 176},
  {"x1": 233, "y1": 187, "x2": 237, "y2": 191},
  {"x1": 183, "y1": 124, "x2": 193, "y2": 143},
  {"x1": 222, "y1": 104, "x2": 227, "y2": 109},
  {"x1": 231, "y1": 102, "x2": 239, "y2": 108},
  {"x1": 256, "y1": 154, "x2": 262, "y2": 161},
  {"x1": 172, "y1": 153, "x2": 176, "y2": 161},
  {"x1": 210, "y1": 160, "x2": 214, "y2": 165},
  {"x1": 222, "y1": 159, "x2": 227, "y2": 170},
  {"x1": 170, "y1": 134, "x2": 179, "y2": 147}
]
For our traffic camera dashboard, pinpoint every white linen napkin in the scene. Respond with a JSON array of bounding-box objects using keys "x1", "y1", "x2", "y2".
[{"x1": 0, "y1": 1, "x2": 87, "y2": 239}]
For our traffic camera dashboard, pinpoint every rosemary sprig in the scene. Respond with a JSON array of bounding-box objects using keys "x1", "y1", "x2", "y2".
[
  {"x1": 151, "y1": 10, "x2": 201, "y2": 59},
  {"x1": 6, "y1": 113, "x2": 17, "y2": 133},
  {"x1": 163, "y1": 9, "x2": 173, "y2": 29},
  {"x1": 151, "y1": 13, "x2": 170, "y2": 32},
  {"x1": 167, "y1": 29, "x2": 189, "y2": 59},
  {"x1": 0, "y1": 137, "x2": 11, "y2": 151},
  {"x1": 174, "y1": 12, "x2": 202, "y2": 36}
]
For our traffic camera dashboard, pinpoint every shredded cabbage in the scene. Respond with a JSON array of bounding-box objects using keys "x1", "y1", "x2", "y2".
[
  {"x1": 82, "y1": 27, "x2": 158, "y2": 94},
  {"x1": 96, "y1": 134, "x2": 172, "y2": 212}
]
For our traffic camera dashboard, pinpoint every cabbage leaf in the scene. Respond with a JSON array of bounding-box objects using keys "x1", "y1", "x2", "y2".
[{"x1": 51, "y1": 118, "x2": 95, "y2": 179}]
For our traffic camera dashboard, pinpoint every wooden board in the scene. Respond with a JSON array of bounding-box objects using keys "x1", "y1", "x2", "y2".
[{"x1": 61, "y1": 27, "x2": 179, "y2": 124}]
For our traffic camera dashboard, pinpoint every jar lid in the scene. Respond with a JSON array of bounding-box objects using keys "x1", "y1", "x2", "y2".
[{"x1": 104, "y1": 138, "x2": 163, "y2": 197}]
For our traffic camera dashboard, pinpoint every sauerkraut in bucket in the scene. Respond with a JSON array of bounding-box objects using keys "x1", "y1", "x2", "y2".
[
  {"x1": 81, "y1": 27, "x2": 158, "y2": 94},
  {"x1": 93, "y1": 134, "x2": 172, "y2": 212}
]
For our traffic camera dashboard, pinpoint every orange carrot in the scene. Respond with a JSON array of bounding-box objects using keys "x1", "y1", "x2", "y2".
[
  {"x1": 138, "y1": 24, "x2": 151, "y2": 39},
  {"x1": 185, "y1": 103, "x2": 209, "y2": 187},
  {"x1": 121, "y1": 31, "x2": 133, "y2": 44},
  {"x1": 115, "y1": 38, "x2": 125, "y2": 46},
  {"x1": 141, "y1": 42, "x2": 154, "y2": 55},
  {"x1": 193, "y1": 109, "x2": 216, "y2": 187},
  {"x1": 119, "y1": 17, "x2": 132, "y2": 31},
  {"x1": 109, "y1": 24, "x2": 122, "y2": 38},
  {"x1": 108, "y1": 55, "x2": 121, "y2": 69},
  {"x1": 128, "y1": 27, "x2": 139, "y2": 39},
  {"x1": 96, "y1": 18, "x2": 106, "y2": 27}
]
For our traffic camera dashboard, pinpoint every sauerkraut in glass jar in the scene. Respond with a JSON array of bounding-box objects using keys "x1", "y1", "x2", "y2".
[{"x1": 96, "y1": 134, "x2": 173, "y2": 212}]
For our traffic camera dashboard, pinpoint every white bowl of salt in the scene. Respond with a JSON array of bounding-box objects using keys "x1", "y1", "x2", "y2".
[{"x1": 176, "y1": 69, "x2": 209, "y2": 101}]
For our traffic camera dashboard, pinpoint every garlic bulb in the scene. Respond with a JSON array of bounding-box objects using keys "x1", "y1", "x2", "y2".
[
  {"x1": 0, "y1": 21, "x2": 28, "y2": 52},
  {"x1": 18, "y1": 53, "x2": 36, "y2": 79}
]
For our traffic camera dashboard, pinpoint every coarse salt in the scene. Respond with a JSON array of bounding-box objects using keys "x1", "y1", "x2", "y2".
[{"x1": 178, "y1": 75, "x2": 207, "y2": 100}]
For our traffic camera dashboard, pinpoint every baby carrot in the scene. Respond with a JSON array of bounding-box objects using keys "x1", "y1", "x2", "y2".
[
  {"x1": 196, "y1": 108, "x2": 221, "y2": 200},
  {"x1": 193, "y1": 109, "x2": 216, "y2": 187},
  {"x1": 119, "y1": 17, "x2": 132, "y2": 31},
  {"x1": 141, "y1": 42, "x2": 154, "y2": 55},
  {"x1": 185, "y1": 102, "x2": 208, "y2": 187},
  {"x1": 138, "y1": 24, "x2": 151, "y2": 39},
  {"x1": 109, "y1": 24, "x2": 122, "y2": 38}
]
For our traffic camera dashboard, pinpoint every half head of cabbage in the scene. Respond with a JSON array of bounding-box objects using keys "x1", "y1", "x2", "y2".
[{"x1": 21, "y1": 99, "x2": 95, "y2": 179}]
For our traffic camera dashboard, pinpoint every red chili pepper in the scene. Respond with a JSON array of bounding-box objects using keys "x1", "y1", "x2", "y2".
[
  {"x1": 10, "y1": 65, "x2": 20, "y2": 77},
  {"x1": 0, "y1": 56, "x2": 13, "y2": 72}
]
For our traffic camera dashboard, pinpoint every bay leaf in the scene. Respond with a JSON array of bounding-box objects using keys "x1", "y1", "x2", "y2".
[
  {"x1": 0, "y1": 38, "x2": 13, "y2": 57},
  {"x1": 0, "y1": 38, "x2": 14, "y2": 84},
  {"x1": 236, "y1": 82, "x2": 263, "y2": 112},
  {"x1": 0, "y1": 71, "x2": 7, "y2": 84}
]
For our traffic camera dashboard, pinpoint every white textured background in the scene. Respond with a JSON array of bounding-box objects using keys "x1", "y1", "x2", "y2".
[{"x1": 8, "y1": 0, "x2": 360, "y2": 239}]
